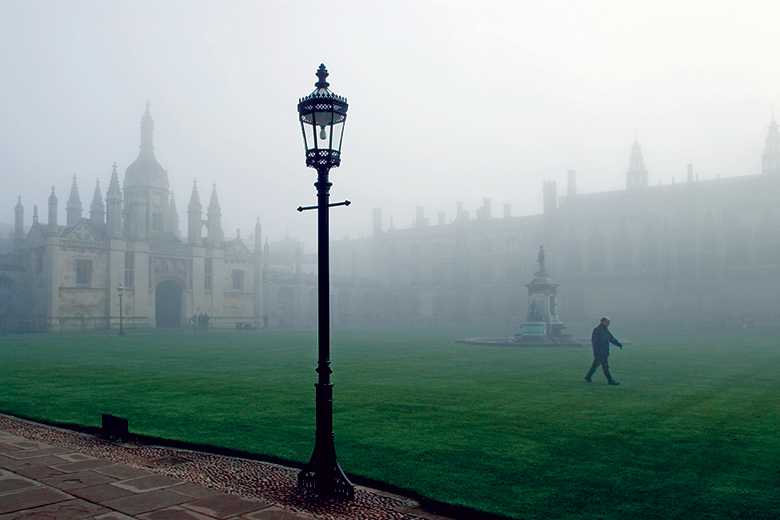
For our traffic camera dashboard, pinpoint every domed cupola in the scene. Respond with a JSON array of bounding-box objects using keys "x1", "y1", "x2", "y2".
[
  {"x1": 122, "y1": 102, "x2": 172, "y2": 239},
  {"x1": 124, "y1": 102, "x2": 169, "y2": 192}
]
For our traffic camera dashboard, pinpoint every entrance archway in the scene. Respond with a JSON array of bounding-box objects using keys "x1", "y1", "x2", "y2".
[{"x1": 155, "y1": 280, "x2": 183, "y2": 328}]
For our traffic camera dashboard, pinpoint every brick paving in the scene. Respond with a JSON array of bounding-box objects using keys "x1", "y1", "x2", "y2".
[{"x1": 0, "y1": 414, "x2": 454, "y2": 520}]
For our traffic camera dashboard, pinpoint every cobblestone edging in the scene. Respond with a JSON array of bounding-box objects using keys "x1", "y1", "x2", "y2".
[{"x1": 0, "y1": 414, "x2": 431, "y2": 520}]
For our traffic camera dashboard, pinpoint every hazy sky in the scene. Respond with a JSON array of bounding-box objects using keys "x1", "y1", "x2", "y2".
[{"x1": 2, "y1": 1, "x2": 778, "y2": 248}]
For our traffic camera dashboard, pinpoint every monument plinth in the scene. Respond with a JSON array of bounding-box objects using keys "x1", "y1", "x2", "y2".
[
  {"x1": 459, "y1": 245, "x2": 584, "y2": 347},
  {"x1": 514, "y1": 246, "x2": 577, "y2": 345}
]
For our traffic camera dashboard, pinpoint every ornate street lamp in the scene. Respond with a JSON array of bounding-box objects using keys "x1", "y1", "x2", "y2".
[
  {"x1": 296, "y1": 64, "x2": 354, "y2": 500},
  {"x1": 117, "y1": 284, "x2": 125, "y2": 336}
]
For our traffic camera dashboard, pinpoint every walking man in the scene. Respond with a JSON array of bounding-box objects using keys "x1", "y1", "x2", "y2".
[{"x1": 585, "y1": 316, "x2": 623, "y2": 385}]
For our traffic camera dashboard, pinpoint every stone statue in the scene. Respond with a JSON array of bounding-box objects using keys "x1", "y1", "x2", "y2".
[
  {"x1": 526, "y1": 299, "x2": 544, "y2": 322},
  {"x1": 536, "y1": 245, "x2": 546, "y2": 276}
]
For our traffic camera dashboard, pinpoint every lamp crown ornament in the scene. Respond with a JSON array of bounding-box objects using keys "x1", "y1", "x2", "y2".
[{"x1": 315, "y1": 64, "x2": 330, "y2": 89}]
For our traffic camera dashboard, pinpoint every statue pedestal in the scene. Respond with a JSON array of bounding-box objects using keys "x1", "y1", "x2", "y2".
[{"x1": 520, "y1": 322, "x2": 546, "y2": 336}]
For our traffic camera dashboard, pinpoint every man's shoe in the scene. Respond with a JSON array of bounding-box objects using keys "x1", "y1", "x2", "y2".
[
  {"x1": 584, "y1": 376, "x2": 591, "y2": 383},
  {"x1": 608, "y1": 380, "x2": 620, "y2": 385}
]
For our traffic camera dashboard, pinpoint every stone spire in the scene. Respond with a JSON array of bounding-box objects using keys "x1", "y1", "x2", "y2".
[
  {"x1": 106, "y1": 163, "x2": 123, "y2": 238},
  {"x1": 187, "y1": 179, "x2": 202, "y2": 245},
  {"x1": 168, "y1": 191, "x2": 181, "y2": 238},
  {"x1": 254, "y1": 217, "x2": 262, "y2": 256},
  {"x1": 207, "y1": 182, "x2": 223, "y2": 246},
  {"x1": 66, "y1": 175, "x2": 83, "y2": 225},
  {"x1": 626, "y1": 133, "x2": 649, "y2": 189},
  {"x1": 140, "y1": 100, "x2": 154, "y2": 153},
  {"x1": 762, "y1": 112, "x2": 779, "y2": 175},
  {"x1": 48, "y1": 186, "x2": 58, "y2": 235},
  {"x1": 90, "y1": 179, "x2": 105, "y2": 225},
  {"x1": 14, "y1": 196, "x2": 24, "y2": 244}
]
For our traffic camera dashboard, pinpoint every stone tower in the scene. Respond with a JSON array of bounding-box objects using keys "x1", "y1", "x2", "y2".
[
  {"x1": 123, "y1": 102, "x2": 170, "y2": 239},
  {"x1": 626, "y1": 134, "x2": 649, "y2": 189}
]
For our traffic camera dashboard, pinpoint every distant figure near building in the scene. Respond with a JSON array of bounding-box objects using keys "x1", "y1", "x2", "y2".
[{"x1": 585, "y1": 317, "x2": 623, "y2": 385}]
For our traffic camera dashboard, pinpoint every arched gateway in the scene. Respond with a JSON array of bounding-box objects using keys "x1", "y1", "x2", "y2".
[{"x1": 155, "y1": 280, "x2": 183, "y2": 328}]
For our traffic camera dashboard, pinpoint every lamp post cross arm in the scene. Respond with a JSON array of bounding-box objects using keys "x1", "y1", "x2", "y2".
[{"x1": 297, "y1": 200, "x2": 351, "y2": 212}]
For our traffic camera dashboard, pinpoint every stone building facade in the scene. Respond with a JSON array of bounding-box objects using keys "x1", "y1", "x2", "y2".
[
  {"x1": 1, "y1": 105, "x2": 261, "y2": 332},
  {"x1": 2, "y1": 112, "x2": 779, "y2": 333},
  {"x1": 329, "y1": 115, "x2": 780, "y2": 331}
]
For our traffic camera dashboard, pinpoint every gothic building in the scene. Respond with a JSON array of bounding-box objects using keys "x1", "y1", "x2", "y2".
[
  {"x1": 1, "y1": 105, "x2": 260, "y2": 331},
  {"x1": 2, "y1": 112, "x2": 779, "y2": 333},
  {"x1": 327, "y1": 114, "x2": 780, "y2": 331}
]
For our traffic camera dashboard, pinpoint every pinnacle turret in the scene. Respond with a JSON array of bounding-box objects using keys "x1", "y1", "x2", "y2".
[
  {"x1": 188, "y1": 179, "x2": 203, "y2": 245},
  {"x1": 207, "y1": 183, "x2": 223, "y2": 246},
  {"x1": 14, "y1": 196, "x2": 24, "y2": 244},
  {"x1": 106, "y1": 163, "x2": 123, "y2": 238},
  {"x1": 168, "y1": 191, "x2": 181, "y2": 238},
  {"x1": 67, "y1": 175, "x2": 83, "y2": 225},
  {"x1": 90, "y1": 179, "x2": 105, "y2": 224},
  {"x1": 48, "y1": 186, "x2": 58, "y2": 235}
]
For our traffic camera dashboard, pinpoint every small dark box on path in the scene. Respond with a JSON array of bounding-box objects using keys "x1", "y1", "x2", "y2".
[{"x1": 102, "y1": 413, "x2": 129, "y2": 439}]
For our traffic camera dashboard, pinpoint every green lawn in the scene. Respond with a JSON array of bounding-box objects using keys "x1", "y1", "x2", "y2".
[{"x1": 0, "y1": 329, "x2": 778, "y2": 519}]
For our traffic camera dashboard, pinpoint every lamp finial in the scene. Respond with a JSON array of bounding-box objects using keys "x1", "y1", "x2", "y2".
[{"x1": 315, "y1": 64, "x2": 330, "y2": 89}]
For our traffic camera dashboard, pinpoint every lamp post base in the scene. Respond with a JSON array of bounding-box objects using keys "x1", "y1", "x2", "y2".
[{"x1": 298, "y1": 449, "x2": 354, "y2": 500}]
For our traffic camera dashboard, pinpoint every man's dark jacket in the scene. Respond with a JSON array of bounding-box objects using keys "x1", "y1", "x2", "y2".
[{"x1": 591, "y1": 323, "x2": 622, "y2": 358}]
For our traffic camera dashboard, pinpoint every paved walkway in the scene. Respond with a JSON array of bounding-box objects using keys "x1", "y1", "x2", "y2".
[{"x1": 0, "y1": 414, "x2": 451, "y2": 520}]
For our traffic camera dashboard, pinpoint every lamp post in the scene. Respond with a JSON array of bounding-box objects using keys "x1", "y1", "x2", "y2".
[
  {"x1": 296, "y1": 64, "x2": 354, "y2": 500},
  {"x1": 117, "y1": 284, "x2": 125, "y2": 336}
]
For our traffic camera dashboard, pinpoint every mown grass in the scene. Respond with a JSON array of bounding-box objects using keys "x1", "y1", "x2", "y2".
[{"x1": 0, "y1": 329, "x2": 778, "y2": 519}]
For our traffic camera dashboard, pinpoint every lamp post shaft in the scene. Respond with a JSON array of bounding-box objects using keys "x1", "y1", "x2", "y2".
[
  {"x1": 297, "y1": 167, "x2": 353, "y2": 499},
  {"x1": 118, "y1": 294, "x2": 125, "y2": 336}
]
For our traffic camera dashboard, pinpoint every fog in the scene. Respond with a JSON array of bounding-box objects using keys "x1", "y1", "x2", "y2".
[{"x1": 1, "y1": 1, "x2": 778, "y2": 248}]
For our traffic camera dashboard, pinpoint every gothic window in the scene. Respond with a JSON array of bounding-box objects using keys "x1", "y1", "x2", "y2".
[
  {"x1": 675, "y1": 230, "x2": 697, "y2": 280},
  {"x1": 152, "y1": 204, "x2": 163, "y2": 231},
  {"x1": 232, "y1": 269, "x2": 244, "y2": 291},
  {"x1": 204, "y1": 258, "x2": 213, "y2": 291},
  {"x1": 124, "y1": 252, "x2": 134, "y2": 288},
  {"x1": 506, "y1": 236, "x2": 519, "y2": 253},
  {"x1": 452, "y1": 257, "x2": 469, "y2": 281},
  {"x1": 639, "y1": 232, "x2": 658, "y2": 270},
  {"x1": 612, "y1": 234, "x2": 632, "y2": 271},
  {"x1": 75, "y1": 259, "x2": 92, "y2": 286},
  {"x1": 564, "y1": 238, "x2": 581, "y2": 273},
  {"x1": 724, "y1": 228, "x2": 750, "y2": 267},
  {"x1": 587, "y1": 235, "x2": 607, "y2": 272},
  {"x1": 36, "y1": 253, "x2": 43, "y2": 274},
  {"x1": 0, "y1": 276, "x2": 14, "y2": 308},
  {"x1": 699, "y1": 227, "x2": 720, "y2": 276}
]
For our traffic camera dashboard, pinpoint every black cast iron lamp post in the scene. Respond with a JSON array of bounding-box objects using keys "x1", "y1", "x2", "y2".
[
  {"x1": 296, "y1": 64, "x2": 354, "y2": 499},
  {"x1": 117, "y1": 284, "x2": 125, "y2": 336}
]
